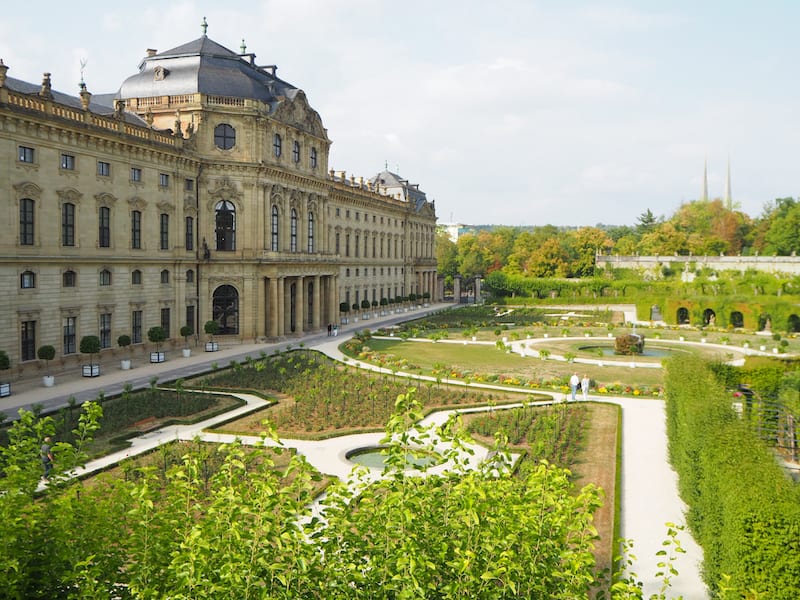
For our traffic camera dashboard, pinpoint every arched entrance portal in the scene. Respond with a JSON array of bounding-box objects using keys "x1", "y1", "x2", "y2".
[
  {"x1": 677, "y1": 307, "x2": 690, "y2": 325},
  {"x1": 703, "y1": 308, "x2": 716, "y2": 326},
  {"x1": 212, "y1": 285, "x2": 239, "y2": 334},
  {"x1": 730, "y1": 311, "x2": 744, "y2": 328},
  {"x1": 789, "y1": 314, "x2": 800, "y2": 333}
]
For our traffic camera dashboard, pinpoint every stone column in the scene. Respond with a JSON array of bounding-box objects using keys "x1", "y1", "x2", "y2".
[
  {"x1": 277, "y1": 276, "x2": 285, "y2": 337},
  {"x1": 312, "y1": 275, "x2": 321, "y2": 330},
  {"x1": 295, "y1": 276, "x2": 305, "y2": 334}
]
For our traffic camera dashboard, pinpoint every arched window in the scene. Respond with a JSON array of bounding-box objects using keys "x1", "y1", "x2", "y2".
[
  {"x1": 186, "y1": 269, "x2": 194, "y2": 283},
  {"x1": 131, "y1": 269, "x2": 142, "y2": 285},
  {"x1": 212, "y1": 285, "x2": 239, "y2": 335},
  {"x1": 99, "y1": 269, "x2": 112, "y2": 286},
  {"x1": 20, "y1": 270, "x2": 36, "y2": 289},
  {"x1": 215, "y1": 201, "x2": 236, "y2": 251},
  {"x1": 160, "y1": 269, "x2": 170, "y2": 284},
  {"x1": 273, "y1": 133, "x2": 282, "y2": 158},
  {"x1": 271, "y1": 205, "x2": 279, "y2": 251},
  {"x1": 290, "y1": 208, "x2": 298, "y2": 252},
  {"x1": 307, "y1": 211, "x2": 315, "y2": 252},
  {"x1": 20, "y1": 198, "x2": 34, "y2": 245},
  {"x1": 99, "y1": 206, "x2": 111, "y2": 248}
]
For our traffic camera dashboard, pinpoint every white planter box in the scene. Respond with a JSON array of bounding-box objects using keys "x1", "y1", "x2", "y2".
[
  {"x1": 43, "y1": 375, "x2": 55, "y2": 387},
  {"x1": 150, "y1": 351, "x2": 166, "y2": 363},
  {"x1": 0, "y1": 382, "x2": 10, "y2": 397},
  {"x1": 182, "y1": 348, "x2": 192, "y2": 358},
  {"x1": 82, "y1": 364, "x2": 100, "y2": 377},
  {"x1": 120, "y1": 359, "x2": 131, "y2": 370},
  {"x1": 205, "y1": 341, "x2": 219, "y2": 352}
]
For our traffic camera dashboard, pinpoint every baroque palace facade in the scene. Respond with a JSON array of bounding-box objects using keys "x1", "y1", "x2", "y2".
[{"x1": 0, "y1": 32, "x2": 438, "y2": 370}]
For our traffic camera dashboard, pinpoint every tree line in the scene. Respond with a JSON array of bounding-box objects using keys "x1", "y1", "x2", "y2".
[{"x1": 437, "y1": 197, "x2": 800, "y2": 282}]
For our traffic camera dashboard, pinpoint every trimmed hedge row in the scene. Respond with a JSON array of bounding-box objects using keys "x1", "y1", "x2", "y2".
[{"x1": 664, "y1": 355, "x2": 800, "y2": 597}]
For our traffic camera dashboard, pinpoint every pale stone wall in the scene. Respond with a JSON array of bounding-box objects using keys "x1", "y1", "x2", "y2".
[
  {"x1": 596, "y1": 254, "x2": 800, "y2": 276},
  {"x1": 0, "y1": 66, "x2": 437, "y2": 370}
]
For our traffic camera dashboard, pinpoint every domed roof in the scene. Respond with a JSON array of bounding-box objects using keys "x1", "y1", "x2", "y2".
[{"x1": 117, "y1": 35, "x2": 299, "y2": 103}]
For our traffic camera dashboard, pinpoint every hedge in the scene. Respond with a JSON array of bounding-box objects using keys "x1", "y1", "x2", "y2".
[{"x1": 664, "y1": 354, "x2": 800, "y2": 596}]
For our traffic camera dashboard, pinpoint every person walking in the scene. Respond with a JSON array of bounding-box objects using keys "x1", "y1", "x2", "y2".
[
  {"x1": 327, "y1": 323, "x2": 332, "y2": 336},
  {"x1": 581, "y1": 374, "x2": 590, "y2": 401},
  {"x1": 40, "y1": 436, "x2": 54, "y2": 480},
  {"x1": 569, "y1": 372, "x2": 580, "y2": 401}
]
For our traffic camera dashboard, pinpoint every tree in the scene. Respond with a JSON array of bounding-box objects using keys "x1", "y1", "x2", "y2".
[
  {"x1": 636, "y1": 208, "x2": 660, "y2": 234},
  {"x1": 204, "y1": 320, "x2": 219, "y2": 341},
  {"x1": 37, "y1": 345, "x2": 56, "y2": 376},
  {"x1": 79, "y1": 335, "x2": 101, "y2": 368},
  {"x1": 147, "y1": 326, "x2": 167, "y2": 353},
  {"x1": 435, "y1": 230, "x2": 459, "y2": 285},
  {"x1": 180, "y1": 325, "x2": 194, "y2": 348}
]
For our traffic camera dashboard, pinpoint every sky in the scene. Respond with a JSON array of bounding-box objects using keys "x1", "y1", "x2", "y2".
[{"x1": 2, "y1": 1, "x2": 799, "y2": 227}]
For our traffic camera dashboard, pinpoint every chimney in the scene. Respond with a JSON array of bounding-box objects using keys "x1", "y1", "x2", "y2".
[{"x1": 146, "y1": 49, "x2": 157, "y2": 57}]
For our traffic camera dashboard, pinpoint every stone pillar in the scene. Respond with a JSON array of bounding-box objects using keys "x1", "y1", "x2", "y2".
[
  {"x1": 268, "y1": 277, "x2": 278, "y2": 338},
  {"x1": 277, "y1": 276, "x2": 285, "y2": 337},
  {"x1": 295, "y1": 276, "x2": 305, "y2": 334},
  {"x1": 474, "y1": 277, "x2": 482, "y2": 303},
  {"x1": 312, "y1": 275, "x2": 321, "y2": 330},
  {"x1": 454, "y1": 275, "x2": 462, "y2": 304}
]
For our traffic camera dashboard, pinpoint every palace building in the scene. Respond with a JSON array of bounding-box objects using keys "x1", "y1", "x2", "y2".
[{"x1": 0, "y1": 29, "x2": 438, "y2": 371}]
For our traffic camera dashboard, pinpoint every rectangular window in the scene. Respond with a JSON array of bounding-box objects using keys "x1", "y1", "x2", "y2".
[
  {"x1": 159, "y1": 173, "x2": 169, "y2": 187},
  {"x1": 21, "y1": 321, "x2": 36, "y2": 361},
  {"x1": 131, "y1": 210, "x2": 141, "y2": 249},
  {"x1": 335, "y1": 233, "x2": 340, "y2": 254},
  {"x1": 185, "y1": 305, "x2": 195, "y2": 332},
  {"x1": 98, "y1": 161, "x2": 111, "y2": 177},
  {"x1": 161, "y1": 308, "x2": 170, "y2": 335},
  {"x1": 132, "y1": 310, "x2": 143, "y2": 344},
  {"x1": 160, "y1": 214, "x2": 169, "y2": 250},
  {"x1": 100, "y1": 313, "x2": 112, "y2": 349},
  {"x1": 61, "y1": 154, "x2": 75, "y2": 170},
  {"x1": 18, "y1": 146, "x2": 34, "y2": 163},
  {"x1": 62, "y1": 203, "x2": 75, "y2": 246},
  {"x1": 63, "y1": 316, "x2": 76, "y2": 355},
  {"x1": 346, "y1": 234, "x2": 350, "y2": 257},
  {"x1": 185, "y1": 216, "x2": 194, "y2": 251},
  {"x1": 355, "y1": 235, "x2": 359, "y2": 258},
  {"x1": 335, "y1": 207, "x2": 340, "y2": 217},
  {"x1": 184, "y1": 178, "x2": 194, "y2": 192},
  {"x1": 99, "y1": 206, "x2": 111, "y2": 247},
  {"x1": 130, "y1": 167, "x2": 142, "y2": 182},
  {"x1": 63, "y1": 270, "x2": 76, "y2": 287},
  {"x1": 20, "y1": 271, "x2": 35, "y2": 289},
  {"x1": 99, "y1": 269, "x2": 112, "y2": 286},
  {"x1": 20, "y1": 198, "x2": 34, "y2": 246}
]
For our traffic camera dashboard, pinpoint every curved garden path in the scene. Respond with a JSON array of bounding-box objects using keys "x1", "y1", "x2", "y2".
[{"x1": 60, "y1": 323, "x2": 708, "y2": 597}]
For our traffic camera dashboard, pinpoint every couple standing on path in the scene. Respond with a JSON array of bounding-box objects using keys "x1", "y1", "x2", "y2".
[{"x1": 569, "y1": 372, "x2": 590, "y2": 401}]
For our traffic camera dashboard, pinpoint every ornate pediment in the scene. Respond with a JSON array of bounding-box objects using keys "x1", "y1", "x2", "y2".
[
  {"x1": 56, "y1": 187, "x2": 83, "y2": 205},
  {"x1": 208, "y1": 176, "x2": 242, "y2": 202},
  {"x1": 94, "y1": 192, "x2": 117, "y2": 208},
  {"x1": 272, "y1": 91, "x2": 327, "y2": 139},
  {"x1": 127, "y1": 196, "x2": 147, "y2": 211},
  {"x1": 14, "y1": 181, "x2": 42, "y2": 200}
]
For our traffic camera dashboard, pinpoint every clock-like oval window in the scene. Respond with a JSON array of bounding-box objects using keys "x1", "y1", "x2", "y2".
[{"x1": 214, "y1": 123, "x2": 236, "y2": 150}]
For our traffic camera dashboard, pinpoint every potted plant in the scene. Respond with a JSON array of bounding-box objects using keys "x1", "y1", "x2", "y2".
[
  {"x1": 148, "y1": 326, "x2": 167, "y2": 363},
  {"x1": 180, "y1": 325, "x2": 194, "y2": 358},
  {"x1": 352, "y1": 303, "x2": 360, "y2": 322},
  {"x1": 117, "y1": 334, "x2": 132, "y2": 370},
  {"x1": 422, "y1": 291, "x2": 431, "y2": 306},
  {"x1": 0, "y1": 350, "x2": 10, "y2": 397},
  {"x1": 80, "y1": 335, "x2": 101, "y2": 377},
  {"x1": 380, "y1": 297, "x2": 388, "y2": 315},
  {"x1": 37, "y1": 344, "x2": 56, "y2": 387},
  {"x1": 204, "y1": 320, "x2": 219, "y2": 352},
  {"x1": 339, "y1": 302, "x2": 350, "y2": 325},
  {"x1": 361, "y1": 299, "x2": 371, "y2": 320}
]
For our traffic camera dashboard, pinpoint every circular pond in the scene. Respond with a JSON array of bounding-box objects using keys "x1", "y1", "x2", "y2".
[
  {"x1": 578, "y1": 345, "x2": 678, "y2": 358},
  {"x1": 346, "y1": 445, "x2": 441, "y2": 470}
]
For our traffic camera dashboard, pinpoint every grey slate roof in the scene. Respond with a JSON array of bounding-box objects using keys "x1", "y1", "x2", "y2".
[
  {"x1": 369, "y1": 169, "x2": 429, "y2": 209},
  {"x1": 117, "y1": 35, "x2": 299, "y2": 103},
  {"x1": 5, "y1": 76, "x2": 148, "y2": 126}
]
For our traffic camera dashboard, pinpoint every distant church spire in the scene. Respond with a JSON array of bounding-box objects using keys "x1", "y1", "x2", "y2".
[
  {"x1": 702, "y1": 158, "x2": 708, "y2": 202},
  {"x1": 724, "y1": 157, "x2": 732, "y2": 210}
]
